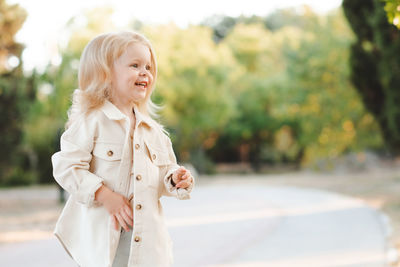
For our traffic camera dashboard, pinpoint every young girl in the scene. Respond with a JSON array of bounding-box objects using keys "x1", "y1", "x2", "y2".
[{"x1": 51, "y1": 31, "x2": 194, "y2": 267}]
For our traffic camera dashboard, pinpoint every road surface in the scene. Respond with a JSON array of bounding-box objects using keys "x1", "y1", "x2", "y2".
[{"x1": 0, "y1": 182, "x2": 392, "y2": 267}]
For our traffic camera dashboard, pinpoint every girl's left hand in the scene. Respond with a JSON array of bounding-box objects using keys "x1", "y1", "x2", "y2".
[{"x1": 172, "y1": 167, "x2": 194, "y2": 189}]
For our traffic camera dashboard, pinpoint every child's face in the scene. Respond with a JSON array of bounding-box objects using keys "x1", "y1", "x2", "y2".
[{"x1": 111, "y1": 43, "x2": 153, "y2": 106}]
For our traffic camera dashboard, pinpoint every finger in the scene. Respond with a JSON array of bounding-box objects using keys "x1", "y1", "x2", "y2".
[
  {"x1": 123, "y1": 197, "x2": 133, "y2": 211},
  {"x1": 116, "y1": 213, "x2": 129, "y2": 232},
  {"x1": 179, "y1": 170, "x2": 189, "y2": 179},
  {"x1": 178, "y1": 177, "x2": 193, "y2": 188},
  {"x1": 111, "y1": 215, "x2": 119, "y2": 231},
  {"x1": 173, "y1": 169, "x2": 182, "y2": 180},
  {"x1": 181, "y1": 173, "x2": 190, "y2": 179},
  {"x1": 184, "y1": 172, "x2": 193, "y2": 180},
  {"x1": 120, "y1": 210, "x2": 132, "y2": 226},
  {"x1": 123, "y1": 204, "x2": 133, "y2": 222},
  {"x1": 176, "y1": 181, "x2": 188, "y2": 189},
  {"x1": 121, "y1": 207, "x2": 133, "y2": 226}
]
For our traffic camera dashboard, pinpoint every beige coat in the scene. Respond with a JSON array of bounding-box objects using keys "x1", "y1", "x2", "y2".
[{"x1": 52, "y1": 100, "x2": 194, "y2": 267}]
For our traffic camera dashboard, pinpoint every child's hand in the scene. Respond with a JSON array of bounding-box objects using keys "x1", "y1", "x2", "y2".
[
  {"x1": 172, "y1": 167, "x2": 194, "y2": 189},
  {"x1": 95, "y1": 185, "x2": 133, "y2": 232}
]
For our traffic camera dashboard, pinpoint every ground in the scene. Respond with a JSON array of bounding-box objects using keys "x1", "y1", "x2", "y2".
[{"x1": 1, "y1": 164, "x2": 400, "y2": 265}]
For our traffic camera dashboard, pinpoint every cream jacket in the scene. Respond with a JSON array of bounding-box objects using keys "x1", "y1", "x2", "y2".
[{"x1": 51, "y1": 100, "x2": 194, "y2": 267}]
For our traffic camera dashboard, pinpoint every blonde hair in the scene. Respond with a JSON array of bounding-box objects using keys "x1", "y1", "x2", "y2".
[{"x1": 66, "y1": 31, "x2": 160, "y2": 129}]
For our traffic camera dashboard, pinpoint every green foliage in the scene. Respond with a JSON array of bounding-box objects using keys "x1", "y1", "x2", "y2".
[
  {"x1": 201, "y1": 15, "x2": 237, "y2": 42},
  {"x1": 0, "y1": 0, "x2": 26, "y2": 73},
  {"x1": 144, "y1": 25, "x2": 236, "y2": 172},
  {"x1": 0, "y1": 0, "x2": 38, "y2": 186},
  {"x1": 209, "y1": 9, "x2": 382, "y2": 167},
  {"x1": 6, "y1": 5, "x2": 388, "y2": 184},
  {"x1": 277, "y1": 9, "x2": 382, "y2": 163},
  {"x1": 264, "y1": 6, "x2": 320, "y2": 32},
  {"x1": 383, "y1": 0, "x2": 400, "y2": 28},
  {"x1": 22, "y1": 7, "x2": 118, "y2": 183},
  {"x1": 343, "y1": 0, "x2": 400, "y2": 155}
]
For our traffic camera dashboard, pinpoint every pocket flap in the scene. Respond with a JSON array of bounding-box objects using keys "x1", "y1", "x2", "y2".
[
  {"x1": 144, "y1": 140, "x2": 171, "y2": 166},
  {"x1": 92, "y1": 142, "x2": 123, "y2": 161}
]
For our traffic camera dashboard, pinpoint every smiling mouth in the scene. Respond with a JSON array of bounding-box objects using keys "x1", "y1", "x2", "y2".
[{"x1": 135, "y1": 82, "x2": 148, "y2": 89}]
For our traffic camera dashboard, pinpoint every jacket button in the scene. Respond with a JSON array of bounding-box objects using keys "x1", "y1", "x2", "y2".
[
  {"x1": 107, "y1": 150, "x2": 113, "y2": 156},
  {"x1": 136, "y1": 204, "x2": 142, "y2": 210},
  {"x1": 136, "y1": 175, "x2": 142, "y2": 181},
  {"x1": 152, "y1": 154, "x2": 156, "y2": 160},
  {"x1": 134, "y1": 236, "x2": 141, "y2": 242},
  {"x1": 135, "y1": 144, "x2": 140, "y2": 150}
]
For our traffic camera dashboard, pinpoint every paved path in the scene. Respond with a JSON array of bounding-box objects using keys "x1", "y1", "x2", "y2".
[{"x1": 0, "y1": 183, "x2": 391, "y2": 267}]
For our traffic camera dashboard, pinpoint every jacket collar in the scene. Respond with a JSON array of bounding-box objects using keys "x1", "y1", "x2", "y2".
[{"x1": 101, "y1": 100, "x2": 153, "y2": 128}]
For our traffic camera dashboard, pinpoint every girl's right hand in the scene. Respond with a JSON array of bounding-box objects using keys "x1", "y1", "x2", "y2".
[{"x1": 95, "y1": 185, "x2": 133, "y2": 232}]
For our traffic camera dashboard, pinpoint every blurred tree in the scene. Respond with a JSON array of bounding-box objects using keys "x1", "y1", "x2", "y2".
[
  {"x1": 264, "y1": 6, "x2": 318, "y2": 32},
  {"x1": 383, "y1": 0, "x2": 400, "y2": 28},
  {"x1": 0, "y1": 0, "x2": 36, "y2": 185},
  {"x1": 210, "y1": 76, "x2": 299, "y2": 170},
  {"x1": 201, "y1": 15, "x2": 237, "y2": 43},
  {"x1": 24, "y1": 7, "x2": 117, "y2": 183},
  {"x1": 66, "y1": 6, "x2": 116, "y2": 57},
  {"x1": 216, "y1": 23, "x2": 302, "y2": 169},
  {"x1": 343, "y1": 0, "x2": 400, "y2": 155},
  {"x1": 214, "y1": 8, "x2": 382, "y2": 168},
  {"x1": 144, "y1": 24, "x2": 237, "y2": 173},
  {"x1": 0, "y1": 0, "x2": 25, "y2": 73},
  {"x1": 201, "y1": 5, "x2": 318, "y2": 43},
  {"x1": 13, "y1": 5, "x2": 387, "y2": 182},
  {"x1": 201, "y1": 14, "x2": 264, "y2": 43},
  {"x1": 282, "y1": 9, "x2": 382, "y2": 165}
]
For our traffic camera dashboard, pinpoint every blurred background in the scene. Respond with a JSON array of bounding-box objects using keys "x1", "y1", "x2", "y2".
[{"x1": 1, "y1": 0, "x2": 400, "y2": 266}]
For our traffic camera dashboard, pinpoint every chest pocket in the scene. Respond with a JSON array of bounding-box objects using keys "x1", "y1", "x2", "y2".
[
  {"x1": 143, "y1": 140, "x2": 172, "y2": 189},
  {"x1": 144, "y1": 140, "x2": 171, "y2": 166},
  {"x1": 145, "y1": 143, "x2": 171, "y2": 165},
  {"x1": 92, "y1": 142, "x2": 123, "y2": 161},
  {"x1": 91, "y1": 142, "x2": 124, "y2": 185}
]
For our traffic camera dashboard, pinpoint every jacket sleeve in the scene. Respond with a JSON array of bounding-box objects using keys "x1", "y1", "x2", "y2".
[
  {"x1": 161, "y1": 136, "x2": 194, "y2": 200},
  {"x1": 51, "y1": 114, "x2": 104, "y2": 207}
]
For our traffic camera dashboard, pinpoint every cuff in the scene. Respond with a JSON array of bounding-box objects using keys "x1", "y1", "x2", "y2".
[{"x1": 74, "y1": 173, "x2": 104, "y2": 207}]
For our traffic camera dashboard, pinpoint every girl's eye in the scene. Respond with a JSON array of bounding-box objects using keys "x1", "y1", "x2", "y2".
[
  {"x1": 146, "y1": 65, "x2": 151, "y2": 71},
  {"x1": 131, "y1": 64, "x2": 138, "y2": 68}
]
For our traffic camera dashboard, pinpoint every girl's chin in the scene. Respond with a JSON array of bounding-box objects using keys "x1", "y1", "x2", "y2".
[{"x1": 130, "y1": 92, "x2": 146, "y2": 102}]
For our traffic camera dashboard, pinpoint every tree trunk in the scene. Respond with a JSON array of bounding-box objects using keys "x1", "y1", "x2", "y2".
[{"x1": 343, "y1": 0, "x2": 400, "y2": 155}]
